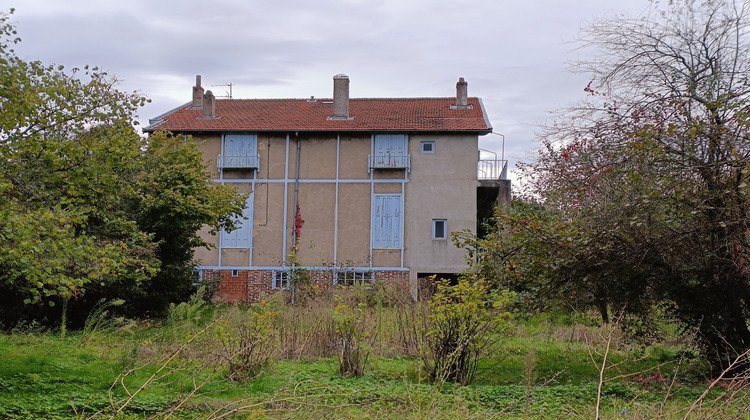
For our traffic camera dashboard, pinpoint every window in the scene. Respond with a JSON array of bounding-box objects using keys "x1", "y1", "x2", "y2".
[
  {"x1": 220, "y1": 195, "x2": 254, "y2": 248},
  {"x1": 334, "y1": 270, "x2": 374, "y2": 286},
  {"x1": 231, "y1": 270, "x2": 239, "y2": 277},
  {"x1": 371, "y1": 194, "x2": 403, "y2": 249},
  {"x1": 369, "y1": 134, "x2": 410, "y2": 170},
  {"x1": 432, "y1": 219, "x2": 447, "y2": 240},
  {"x1": 420, "y1": 141, "x2": 435, "y2": 153},
  {"x1": 272, "y1": 270, "x2": 290, "y2": 289},
  {"x1": 218, "y1": 134, "x2": 259, "y2": 169}
]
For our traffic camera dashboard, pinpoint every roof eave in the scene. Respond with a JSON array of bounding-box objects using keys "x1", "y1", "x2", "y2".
[
  {"x1": 143, "y1": 101, "x2": 192, "y2": 132},
  {"x1": 477, "y1": 98, "x2": 493, "y2": 134},
  {"x1": 148, "y1": 128, "x2": 493, "y2": 135}
]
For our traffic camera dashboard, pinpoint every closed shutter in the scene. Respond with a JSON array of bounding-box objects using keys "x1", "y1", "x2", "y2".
[
  {"x1": 371, "y1": 194, "x2": 402, "y2": 249},
  {"x1": 374, "y1": 134, "x2": 407, "y2": 167},
  {"x1": 221, "y1": 194, "x2": 254, "y2": 248},
  {"x1": 224, "y1": 134, "x2": 257, "y2": 167}
]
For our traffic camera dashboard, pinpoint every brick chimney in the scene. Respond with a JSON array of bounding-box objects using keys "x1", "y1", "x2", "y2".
[
  {"x1": 202, "y1": 90, "x2": 215, "y2": 118},
  {"x1": 192, "y1": 75, "x2": 204, "y2": 108},
  {"x1": 456, "y1": 77, "x2": 468, "y2": 107},
  {"x1": 332, "y1": 73, "x2": 350, "y2": 119}
]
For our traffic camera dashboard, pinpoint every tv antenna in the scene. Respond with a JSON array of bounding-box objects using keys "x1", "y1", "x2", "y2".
[{"x1": 211, "y1": 82, "x2": 234, "y2": 99}]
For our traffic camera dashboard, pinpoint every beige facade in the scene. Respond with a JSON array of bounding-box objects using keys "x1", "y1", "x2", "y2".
[{"x1": 145, "y1": 74, "x2": 496, "y2": 302}]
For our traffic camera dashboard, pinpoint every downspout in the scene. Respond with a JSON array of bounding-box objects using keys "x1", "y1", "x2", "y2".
[
  {"x1": 293, "y1": 132, "x2": 301, "y2": 248},
  {"x1": 292, "y1": 133, "x2": 301, "y2": 304}
]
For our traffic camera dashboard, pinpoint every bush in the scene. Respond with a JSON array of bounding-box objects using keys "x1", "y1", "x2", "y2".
[
  {"x1": 333, "y1": 296, "x2": 370, "y2": 377},
  {"x1": 215, "y1": 300, "x2": 279, "y2": 382},
  {"x1": 423, "y1": 275, "x2": 514, "y2": 385}
]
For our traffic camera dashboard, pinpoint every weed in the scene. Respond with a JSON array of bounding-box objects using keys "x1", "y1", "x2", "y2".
[
  {"x1": 333, "y1": 295, "x2": 370, "y2": 377},
  {"x1": 79, "y1": 298, "x2": 126, "y2": 344},
  {"x1": 215, "y1": 300, "x2": 278, "y2": 383}
]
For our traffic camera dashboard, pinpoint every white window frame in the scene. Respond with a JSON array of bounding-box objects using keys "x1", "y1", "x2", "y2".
[
  {"x1": 432, "y1": 219, "x2": 448, "y2": 240},
  {"x1": 420, "y1": 141, "x2": 435, "y2": 154},
  {"x1": 371, "y1": 194, "x2": 403, "y2": 249},
  {"x1": 272, "y1": 270, "x2": 290, "y2": 289},
  {"x1": 334, "y1": 270, "x2": 375, "y2": 286}
]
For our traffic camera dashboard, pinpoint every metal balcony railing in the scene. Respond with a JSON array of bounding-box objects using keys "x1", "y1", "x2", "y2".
[
  {"x1": 217, "y1": 154, "x2": 260, "y2": 169},
  {"x1": 368, "y1": 154, "x2": 411, "y2": 171},
  {"x1": 478, "y1": 159, "x2": 508, "y2": 180}
]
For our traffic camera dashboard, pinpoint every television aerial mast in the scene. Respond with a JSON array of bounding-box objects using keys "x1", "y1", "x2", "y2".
[{"x1": 211, "y1": 82, "x2": 234, "y2": 99}]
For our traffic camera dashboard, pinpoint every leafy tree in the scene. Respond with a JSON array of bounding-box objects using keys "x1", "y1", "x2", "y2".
[
  {"x1": 465, "y1": 0, "x2": 750, "y2": 372},
  {"x1": 0, "y1": 10, "x2": 245, "y2": 324}
]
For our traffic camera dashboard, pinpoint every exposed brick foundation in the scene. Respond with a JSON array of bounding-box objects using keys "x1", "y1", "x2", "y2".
[{"x1": 203, "y1": 269, "x2": 409, "y2": 304}]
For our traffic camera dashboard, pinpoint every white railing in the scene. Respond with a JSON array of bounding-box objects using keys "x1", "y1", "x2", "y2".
[
  {"x1": 217, "y1": 154, "x2": 260, "y2": 169},
  {"x1": 368, "y1": 154, "x2": 411, "y2": 171},
  {"x1": 478, "y1": 159, "x2": 508, "y2": 180}
]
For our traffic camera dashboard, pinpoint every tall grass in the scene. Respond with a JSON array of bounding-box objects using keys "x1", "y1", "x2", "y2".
[{"x1": 4, "y1": 283, "x2": 750, "y2": 419}]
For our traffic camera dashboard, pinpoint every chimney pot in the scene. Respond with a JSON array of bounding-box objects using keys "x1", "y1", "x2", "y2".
[
  {"x1": 192, "y1": 75, "x2": 204, "y2": 108},
  {"x1": 332, "y1": 73, "x2": 350, "y2": 118},
  {"x1": 456, "y1": 77, "x2": 468, "y2": 107},
  {"x1": 202, "y1": 90, "x2": 215, "y2": 118}
]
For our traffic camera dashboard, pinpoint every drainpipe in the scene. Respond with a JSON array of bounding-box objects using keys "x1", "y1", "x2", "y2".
[
  {"x1": 293, "y1": 133, "x2": 301, "y2": 248},
  {"x1": 291, "y1": 133, "x2": 301, "y2": 304}
]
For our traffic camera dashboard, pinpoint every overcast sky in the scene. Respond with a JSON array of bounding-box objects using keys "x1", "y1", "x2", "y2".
[{"x1": 11, "y1": 0, "x2": 653, "y2": 179}]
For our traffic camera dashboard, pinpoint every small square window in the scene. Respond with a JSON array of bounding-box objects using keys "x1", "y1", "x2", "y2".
[
  {"x1": 231, "y1": 269, "x2": 239, "y2": 277},
  {"x1": 420, "y1": 141, "x2": 435, "y2": 154},
  {"x1": 273, "y1": 270, "x2": 290, "y2": 289},
  {"x1": 433, "y1": 219, "x2": 447, "y2": 240}
]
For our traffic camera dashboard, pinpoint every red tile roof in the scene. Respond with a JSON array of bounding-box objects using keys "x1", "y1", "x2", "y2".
[{"x1": 145, "y1": 97, "x2": 492, "y2": 133}]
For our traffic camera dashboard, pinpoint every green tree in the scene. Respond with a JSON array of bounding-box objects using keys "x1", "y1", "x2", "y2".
[
  {"x1": 466, "y1": 0, "x2": 750, "y2": 372},
  {"x1": 0, "y1": 10, "x2": 244, "y2": 324}
]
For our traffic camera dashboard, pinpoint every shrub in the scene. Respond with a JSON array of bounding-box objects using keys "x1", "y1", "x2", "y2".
[
  {"x1": 423, "y1": 275, "x2": 514, "y2": 386},
  {"x1": 333, "y1": 296, "x2": 370, "y2": 377},
  {"x1": 215, "y1": 300, "x2": 279, "y2": 382}
]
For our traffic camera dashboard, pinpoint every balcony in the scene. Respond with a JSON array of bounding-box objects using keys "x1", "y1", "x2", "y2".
[
  {"x1": 217, "y1": 154, "x2": 260, "y2": 170},
  {"x1": 478, "y1": 159, "x2": 508, "y2": 180},
  {"x1": 368, "y1": 154, "x2": 411, "y2": 172}
]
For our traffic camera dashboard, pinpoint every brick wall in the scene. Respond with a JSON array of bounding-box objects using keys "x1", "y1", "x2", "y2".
[{"x1": 204, "y1": 269, "x2": 409, "y2": 304}]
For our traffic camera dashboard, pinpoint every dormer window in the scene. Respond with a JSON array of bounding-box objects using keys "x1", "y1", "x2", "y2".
[
  {"x1": 218, "y1": 134, "x2": 259, "y2": 170},
  {"x1": 369, "y1": 134, "x2": 410, "y2": 172}
]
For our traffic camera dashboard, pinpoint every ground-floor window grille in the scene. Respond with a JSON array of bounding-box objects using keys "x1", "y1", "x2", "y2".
[
  {"x1": 334, "y1": 270, "x2": 375, "y2": 286},
  {"x1": 273, "y1": 270, "x2": 290, "y2": 289}
]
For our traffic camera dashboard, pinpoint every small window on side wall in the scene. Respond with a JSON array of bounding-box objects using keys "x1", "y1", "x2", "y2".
[
  {"x1": 432, "y1": 219, "x2": 447, "y2": 240},
  {"x1": 420, "y1": 141, "x2": 435, "y2": 154}
]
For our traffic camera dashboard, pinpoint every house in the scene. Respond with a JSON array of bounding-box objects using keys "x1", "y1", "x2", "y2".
[{"x1": 144, "y1": 74, "x2": 507, "y2": 302}]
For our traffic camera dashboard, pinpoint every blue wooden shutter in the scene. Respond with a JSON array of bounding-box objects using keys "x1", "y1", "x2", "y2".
[
  {"x1": 224, "y1": 134, "x2": 257, "y2": 167},
  {"x1": 221, "y1": 194, "x2": 254, "y2": 248},
  {"x1": 371, "y1": 194, "x2": 402, "y2": 249},
  {"x1": 374, "y1": 134, "x2": 407, "y2": 167}
]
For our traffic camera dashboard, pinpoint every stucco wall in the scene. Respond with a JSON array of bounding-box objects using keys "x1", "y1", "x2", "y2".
[
  {"x1": 191, "y1": 132, "x2": 477, "y2": 286},
  {"x1": 404, "y1": 134, "x2": 477, "y2": 280}
]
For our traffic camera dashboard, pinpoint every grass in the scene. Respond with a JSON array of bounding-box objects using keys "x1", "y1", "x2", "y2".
[{"x1": 0, "y1": 289, "x2": 747, "y2": 419}]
